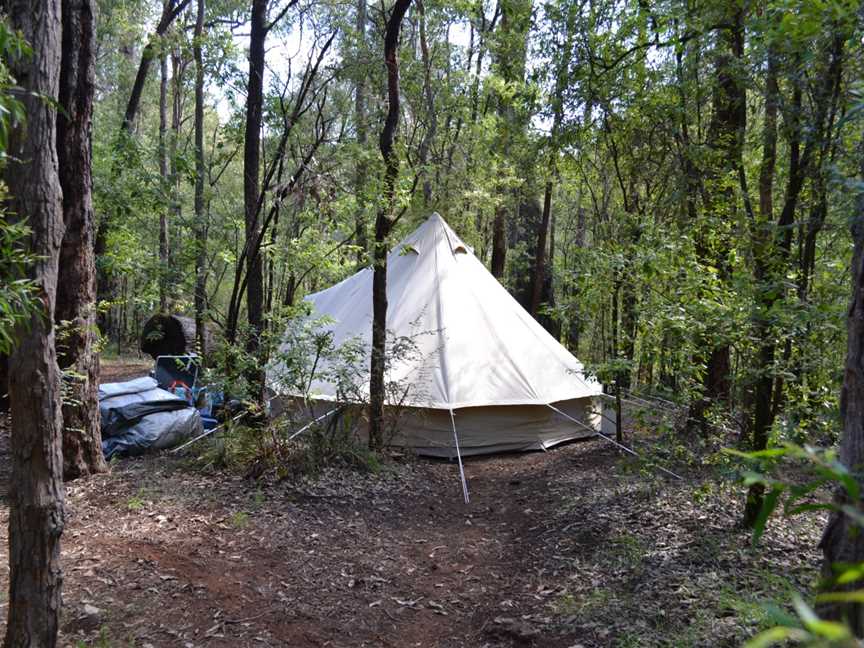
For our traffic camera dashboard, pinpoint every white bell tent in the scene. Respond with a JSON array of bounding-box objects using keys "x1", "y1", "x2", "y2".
[{"x1": 269, "y1": 213, "x2": 606, "y2": 457}]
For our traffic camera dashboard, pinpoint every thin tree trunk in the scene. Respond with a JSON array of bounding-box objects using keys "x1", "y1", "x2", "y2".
[
  {"x1": 566, "y1": 207, "x2": 586, "y2": 350},
  {"x1": 489, "y1": 0, "x2": 531, "y2": 282},
  {"x1": 530, "y1": 179, "x2": 552, "y2": 317},
  {"x1": 0, "y1": 354, "x2": 7, "y2": 412},
  {"x1": 193, "y1": 0, "x2": 206, "y2": 353},
  {"x1": 3, "y1": 0, "x2": 66, "y2": 643},
  {"x1": 369, "y1": 0, "x2": 412, "y2": 450},
  {"x1": 417, "y1": 0, "x2": 437, "y2": 206},
  {"x1": 490, "y1": 207, "x2": 507, "y2": 278},
  {"x1": 121, "y1": 0, "x2": 192, "y2": 133},
  {"x1": 225, "y1": 22, "x2": 330, "y2": 342},
  {"x1": 170, "y1": 48, "x2": 183, "y2": 270},
  {"x1": 819, "y1": 123, "x2": 864, "y2": 636},
  {"x1": 687, "y1": 8, "x2": 744, "y2": 428},
  {"x1": 543, "y1": 206, "x2": 560, "y2": 338},
  {"x1": 620, "y1": 269, "x2": 638, "y2": 391},
  {"x1": 56, "y1": 0, "x2": 107, "y2": 481},
  {"x1": 158, "y1": 51, "x2": 170, "y2": 313},
  {"x1": 742, "y1": 50, "x2": 778, "y2": 527},
  {"x1": 354, "y1": 0, "x2": 368, "y2": 266},
  {"x1": 529, "y1": 0, "x2": 573, "y2": 324},
  {"x1": 244, "y1": 0, "x2": 266, "y2": 378}
]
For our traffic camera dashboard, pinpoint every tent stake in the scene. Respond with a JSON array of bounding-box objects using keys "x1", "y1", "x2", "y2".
[
  {"x1": 449, "y1": 409, "x2": 470, "y2": 504},
  {"x1": 546, "y1": 404, "x2": 683, "y2": 481}
]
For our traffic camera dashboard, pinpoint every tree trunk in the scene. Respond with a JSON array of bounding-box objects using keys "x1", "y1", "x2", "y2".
[
  {"x1": 121, "y1": 0, "x2": 192, "y2": 133},
  {"x1": 0, "y1": 354, "x2": 7, "y2": 412},
  {"x1": 417, "y1": 0, "x2": 437, "y2": 206},
  {"x1": 687, "y1": 8, "x2": 744, "y2": 428},
  {"x1": 490, "y1": 207, "x2": 507, "y2": 279},
  {"x1": 529, "y1": 179, "x2": 552, "y2": 318},
  {"x1": 193, "y1": 0, "x2": 206, "y2": 353},
  {"x1": 528, "y1": 0, "x2": 572, "y2": 327},
  {"x1": 158, "y1": 51, "x2": 170, "y2": 313},
  {"x1": 56, "y1": 0, "x2": 107, "y2": 481},
  {"x1": 565, "y1": 207, "x2": 587, "y2": 351},
  {"x1": 170, "y1": 48, "x2": 183, "y2": 272},
  {"x1": 369, "y1": 0, "x2": 412, "y2": 450},
  {"x1": 620, "y1": 270, "x2": 638, "y2": 392},
  {"x1": 742, "y1": 49, "x2": 778, "y2": 527},
  {"x1": 704, "y1": 8, "x2": 744, "y2": 407},
  {"x1": 541, "y1": 206, "x2": 560, "y2": 338},
  {"x1": 489, "y1": 0, "x2": 531, "y2": 283},
  {"x1": 3, "y1": 0, "x2": 66, "y2": 643},
  {"x1": 819, "y1": 131, "x2": 864, "y2": 635},
  {"x1": 244, "y1": 0, "x2": 266, "y2": 375},
  {"x1": 353, "y1": 0, "x2": 368, "y2": 266}
]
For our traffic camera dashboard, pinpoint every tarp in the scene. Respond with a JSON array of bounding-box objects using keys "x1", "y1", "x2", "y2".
[
  {"x1": 269, "y1": 213, "x2": 602, "y2": 410},
  {"x1": 99, "y1": 377, "x2": 202, "y2": 459}
]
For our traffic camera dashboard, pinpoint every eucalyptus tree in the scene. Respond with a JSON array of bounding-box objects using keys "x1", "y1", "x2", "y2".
[
  {"x1": 57, "y1": 0, "x2": 107, "y2": 479},
  {"x1": 194, "y1": 0, "x2": 207, "y2": 350},
  {"x1": 3, "y1": 0, "x2": 66, "y2": 643},
  {"x1": 369, "y1": 0, "x2": 413, "y2": 449}
]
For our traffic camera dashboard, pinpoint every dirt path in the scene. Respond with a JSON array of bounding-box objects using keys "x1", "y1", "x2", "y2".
[{"x1": 0, "y1": 432, "x2": 824, "y2": 647}]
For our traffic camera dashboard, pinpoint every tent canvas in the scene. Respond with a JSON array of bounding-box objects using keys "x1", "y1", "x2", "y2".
[{"x1": 268, "y1": 213, "x2": 605, "y2": 456}]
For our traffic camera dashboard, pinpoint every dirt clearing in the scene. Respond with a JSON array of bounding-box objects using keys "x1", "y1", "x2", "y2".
[{"x1": 0, "y1": 428, "x2": 823, "y2": 647}]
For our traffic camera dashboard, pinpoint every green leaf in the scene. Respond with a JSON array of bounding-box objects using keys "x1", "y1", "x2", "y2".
[
  {"x1": 752, "y1": 485, "x2": 784, "y2": 546},
  {"x1": 816, "y1": 590, "x2": 864, "y2": 604},
  {"x1": 786, "y1": 503, "x2": 837, "y2": 516},
  {"x1": 793, "y1": 595, "x2": 853, "y2": 640}
]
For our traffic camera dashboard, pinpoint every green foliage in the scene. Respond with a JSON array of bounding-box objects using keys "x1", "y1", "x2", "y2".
[
  {"x1": 728, "y1": 444, "x2": 856, "y2": 546},
  {"x1": 0, "y1": 18, "x2": 38, "y2": 353},
  {"x1": 0, "y1": 19, "x2": 30, "y2": 156},
  {"x1": 196, "y1": 310, "x2": 424, "y2": 477},
  {"x1": 0, "y1": 209, "x2": 37, "y2": 353},
  {"x1": 730, "y1": 444, "x2": 864, "y2": 645},
  {"x1": 125, "y1": 488, "x2": 150, "y2": 511}
]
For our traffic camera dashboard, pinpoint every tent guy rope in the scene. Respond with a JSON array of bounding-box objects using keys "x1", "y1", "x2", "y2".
[
  {"x1": 170, "y1": 398, "x2": 339, "y2": 453},
  {"x1": 611, "y1": 391, "x2": 740, "y2": 436},
  {"x1": 170, "y1": 405, "x2": 253, "y2": 454},
  {"x1": 449, "y1": 408, "x2": 471, "y2": 503},
  {"x1": 288, "y1": 407, "x2": 340, "y2": 440},
  {"x1": 545, "y1": 403, "x2": 684, "y2": 481}
]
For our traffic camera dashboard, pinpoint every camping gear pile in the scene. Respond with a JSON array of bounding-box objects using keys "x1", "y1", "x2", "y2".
[{"x1": 99, "y1": 355, "x2": 221, "y2": 459}]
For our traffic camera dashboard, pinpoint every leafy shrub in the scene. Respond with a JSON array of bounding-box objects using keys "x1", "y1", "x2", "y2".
[
  {"x1": 195, "y1": 309, "x2": 430, "y2": 478},
  {"x1": 730, "y1": 444, "x2": 864, "y2": 646}
]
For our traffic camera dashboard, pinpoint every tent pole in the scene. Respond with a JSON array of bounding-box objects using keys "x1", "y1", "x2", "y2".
[
  {"x1": 449, "y1": 408, "x2": 470, "y2": 504},
  {"x1": 545, "y1": 403, "x2": 683, "y2": 481}
]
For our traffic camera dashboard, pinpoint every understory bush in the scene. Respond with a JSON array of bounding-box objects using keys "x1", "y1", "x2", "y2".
[{"x1": 194, "y1": 309, "x2": 431, "y2": 478}]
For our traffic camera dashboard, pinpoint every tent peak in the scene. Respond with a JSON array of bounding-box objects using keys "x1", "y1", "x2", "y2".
[{"x1": 411, "y1": 212, "x2": 470, "y2": 257}]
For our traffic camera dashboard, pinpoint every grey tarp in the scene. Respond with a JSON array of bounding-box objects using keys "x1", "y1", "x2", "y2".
[{"x1": 99, "y1": 377, "x2": 202, "y2": 459}]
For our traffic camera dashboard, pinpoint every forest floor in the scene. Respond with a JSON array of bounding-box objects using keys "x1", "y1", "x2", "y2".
[{"x1": 0, "y1": 358, "x2": 825, "y2": 647}]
